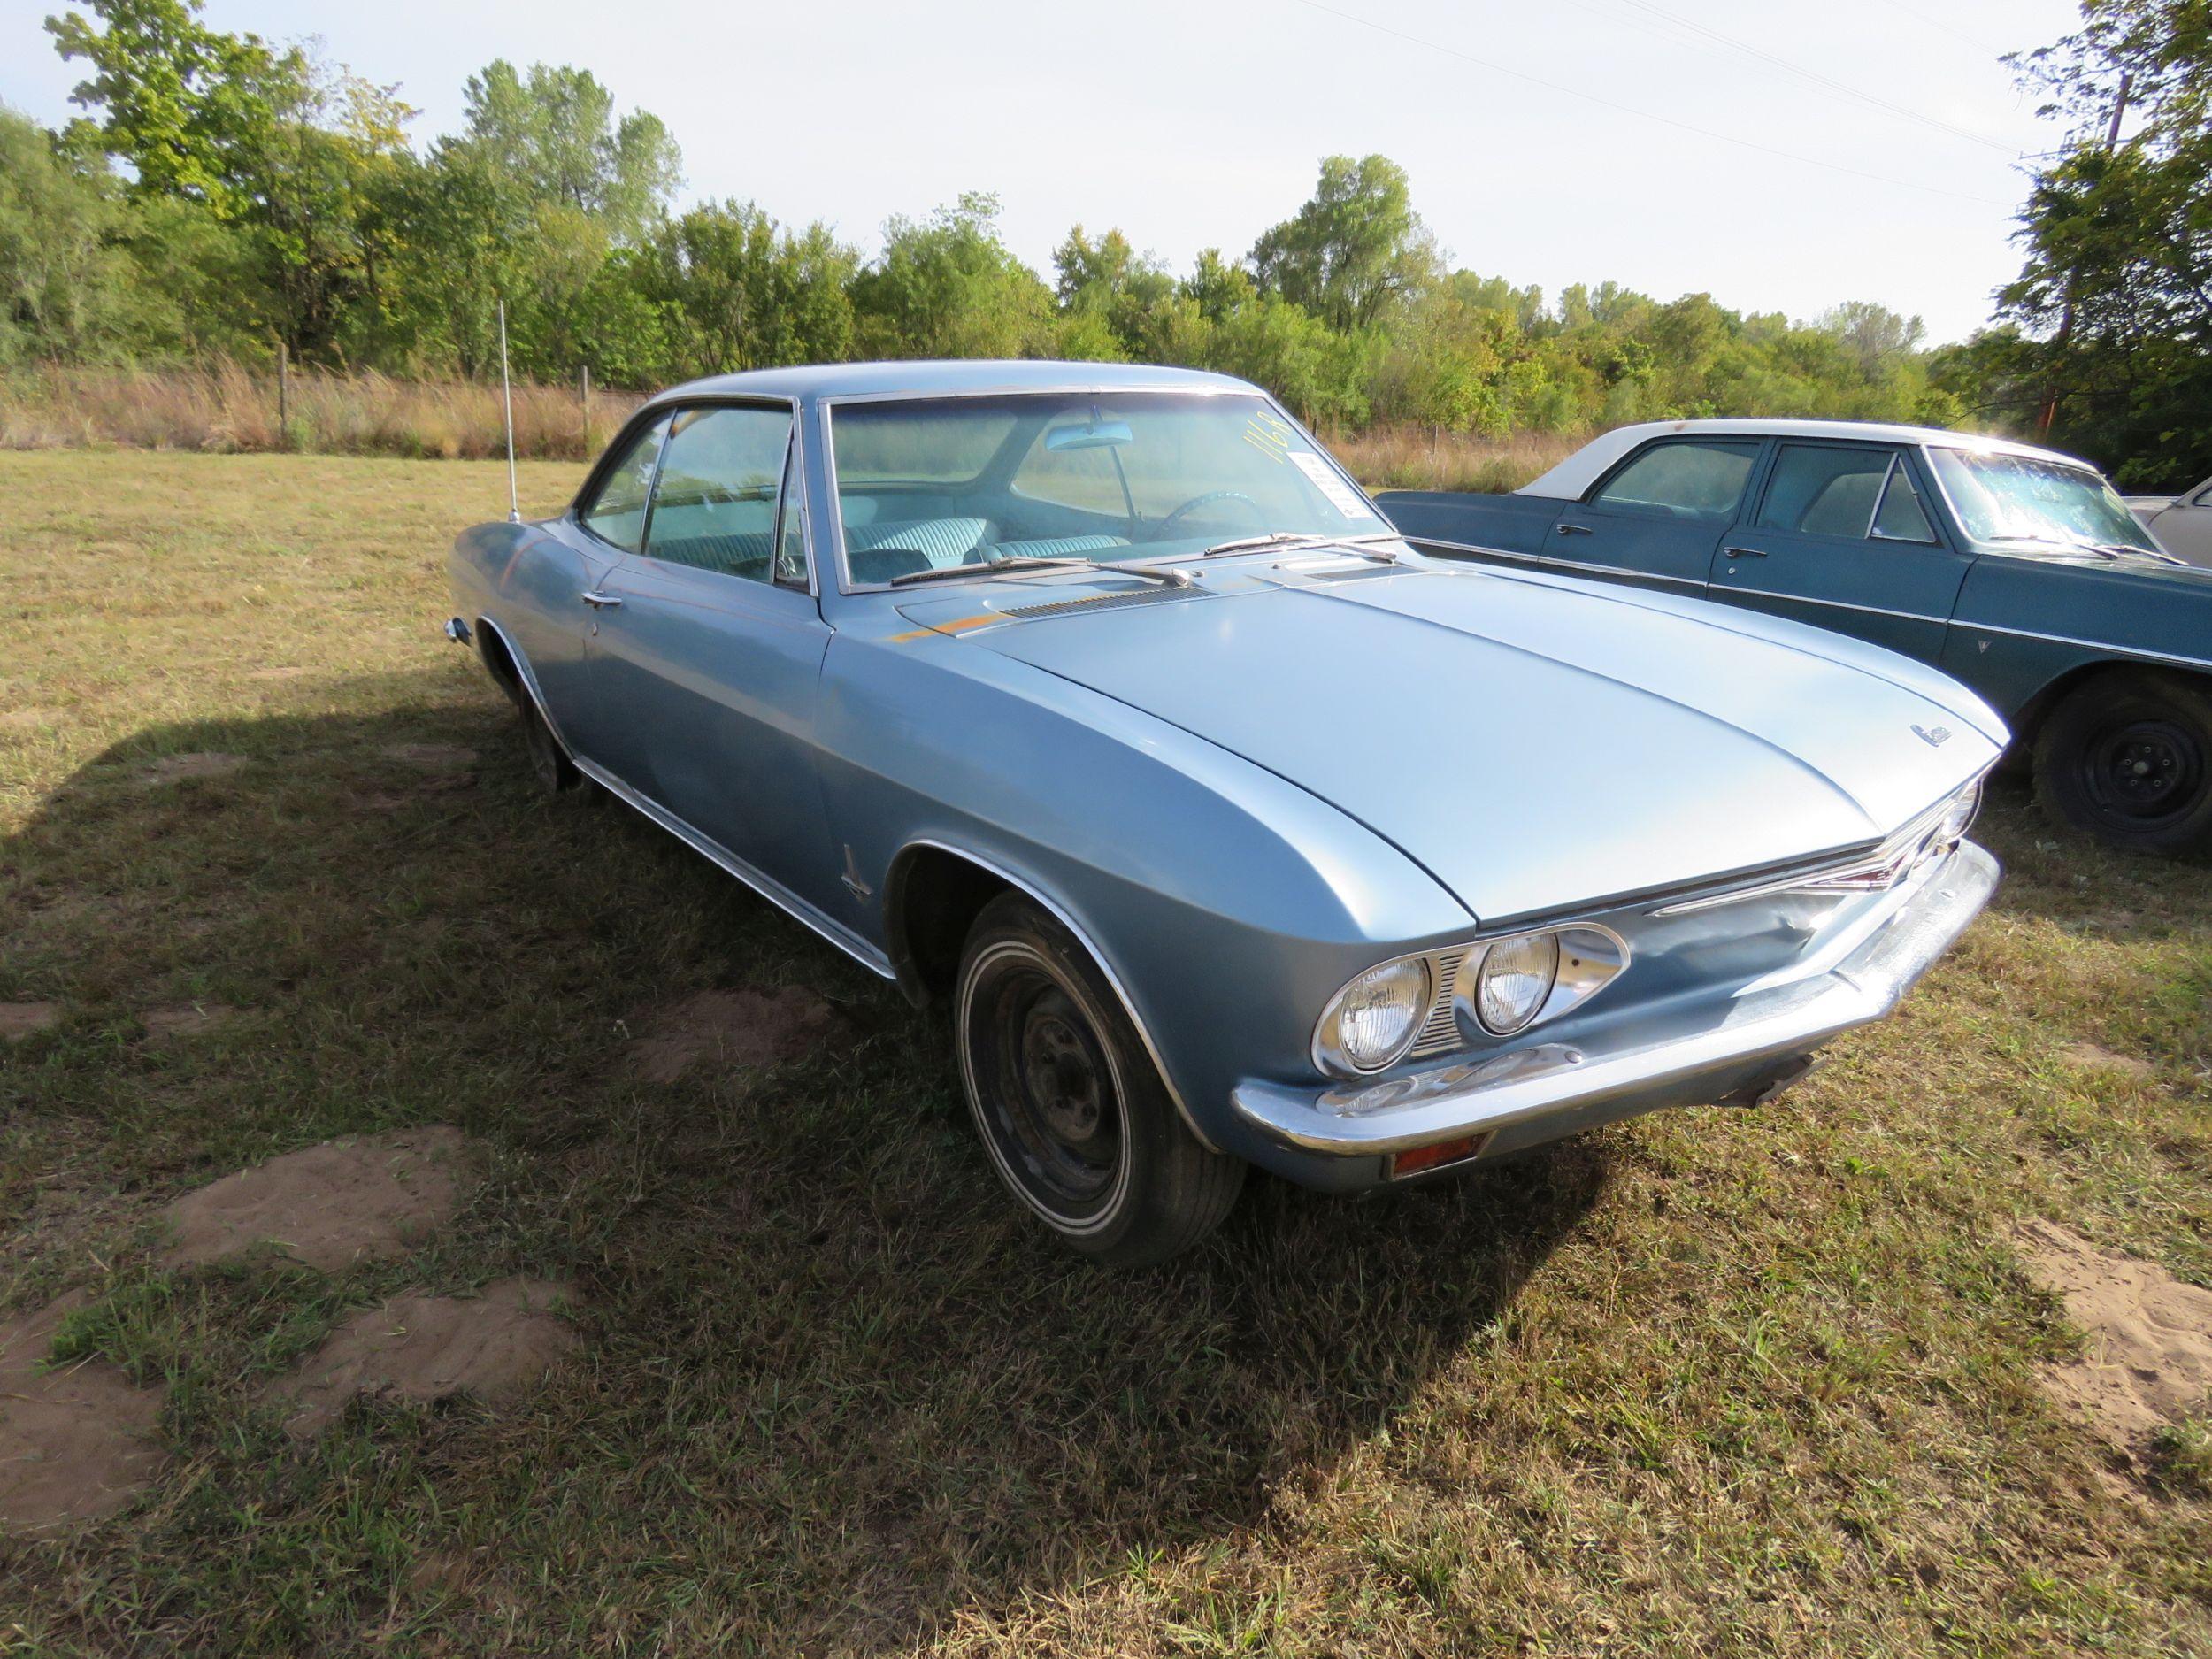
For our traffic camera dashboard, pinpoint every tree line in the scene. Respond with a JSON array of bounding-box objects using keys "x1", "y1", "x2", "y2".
[{"x1": 1, "y1": 0, "x2": 2202, "y2": 487}]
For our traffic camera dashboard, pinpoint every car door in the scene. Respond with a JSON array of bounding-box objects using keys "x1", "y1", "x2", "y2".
[
  {"x1": 517, "y1": 411, "x2": 670, "y2": 747},
  {"x1": 1548, "y1": 437, "x2": 1763, "y2": 593},
  {"x1": 1709, "y1": 442, "x2": 1969, "y2": 659},
  {"x1": 581, "y1": 402, "x2": 841, "y2": 911}
]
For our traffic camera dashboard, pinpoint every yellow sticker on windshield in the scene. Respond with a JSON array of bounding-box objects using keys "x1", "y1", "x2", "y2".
[{"x1": 1242, "y1": 411, "x2": 1294, "y2": 463}]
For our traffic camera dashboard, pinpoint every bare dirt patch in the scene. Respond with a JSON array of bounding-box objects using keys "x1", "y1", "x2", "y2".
[
  {"x1": 0, "y1": 1294, "x2": 165, "y2": 1532},
  {"x1": 244, "y1": 665, "x2": 311, "y2": 682},
  {"x1": 141, "y1": 751, "x2": 245, "y2": 786},
  {"x1": 266, "y1": 1278, "x2": 580, "y2": 1437},
  {"x1": 2059, "y1": 1041, "x2": 2157, "y2": 1081},
  {"x1": 383, "y1": 742, "x2": 477, "y2": 772},
  {"x1": 141, "y1": 1002, "x2": 241, "y2": 1041},
  {"x1": 2016, "y1": 1218, "x2": 2212, "y2": 1463},
  {"x1": 0, "y1": 1002, "x2": 60, "y2": 1040},
  {"x1": 0, "y1": 708, "x2": 62, "y2": 735},
  {"x1": 631, "y1": 987, "x2": 850, "y2": 1084},
  {"x1": 164, "y1": 1126, "x2": 476, "y2": 1272}
]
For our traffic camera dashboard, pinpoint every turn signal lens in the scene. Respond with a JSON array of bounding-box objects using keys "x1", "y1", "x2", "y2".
[
  {"x1": 1473, "y1": 932, "x2": 1560, "y2": 1035},
  {"x1": 1936, "y1": 779, "x2": 1982, "y2": 845}
]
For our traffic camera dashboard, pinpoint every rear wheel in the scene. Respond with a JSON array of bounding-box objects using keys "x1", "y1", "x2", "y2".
[
  {"x1": 2033, "y1": 670, "x2": 2212, "y2": 856},
  {"x1": 955, "y1": 892, "x2": 1244, "y2": 1266}
]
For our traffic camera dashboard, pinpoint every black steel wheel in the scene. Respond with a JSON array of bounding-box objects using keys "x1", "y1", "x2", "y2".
[
  {"x1": 955, "y1": 891, "x2": 1244, "y2": 1265},
  {"x1": 2034, "y1": 669, "x2": 2212, "y2": 856},
  {"x1": 518, "y1": 694, "x2": 583, "y2": 796}
]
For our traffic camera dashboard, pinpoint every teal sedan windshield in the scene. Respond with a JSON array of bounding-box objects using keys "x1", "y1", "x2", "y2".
[
  {"x1": 1929, "y1": 446, "x2": 2160, "y2": 556},
  {"x1": 826, "y1": 392, "x2": 1386, "y2": 587}
]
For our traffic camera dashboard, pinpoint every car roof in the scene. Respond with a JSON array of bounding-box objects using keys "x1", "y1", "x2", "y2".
[
  {"x1": 1517, "y1": 418, "x2": 2096, "y2": 500},
  {"x1": 648, "y1": 358, "x2": 1260, "y2": 405}
]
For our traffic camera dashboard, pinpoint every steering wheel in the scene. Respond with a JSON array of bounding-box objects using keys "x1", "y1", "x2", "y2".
[{"x1": 1159, "y1": 490, "x2": 1268, "y2": 535}]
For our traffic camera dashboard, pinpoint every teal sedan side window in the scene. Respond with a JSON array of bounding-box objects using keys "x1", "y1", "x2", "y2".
[{"x1": 1591, "y1": 441, "x2": 1759, "y2": 521}]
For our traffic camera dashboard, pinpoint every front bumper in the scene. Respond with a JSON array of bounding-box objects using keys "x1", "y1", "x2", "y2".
[{"x1": 1231, "y1": 839, "x2": 1999, "y2": 1161}]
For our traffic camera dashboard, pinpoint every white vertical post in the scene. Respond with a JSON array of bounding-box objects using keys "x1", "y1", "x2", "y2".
[{"x1": 499, "y1": 300, "x2": 519, "y2": 523}]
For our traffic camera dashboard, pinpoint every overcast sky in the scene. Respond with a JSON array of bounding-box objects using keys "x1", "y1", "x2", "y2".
[{"x1": 0, "y1": 0, "x2": 2086, "y2": 343}]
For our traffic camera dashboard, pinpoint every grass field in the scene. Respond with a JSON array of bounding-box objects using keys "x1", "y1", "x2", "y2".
[{"x1": 1, "y1": 450, "x2": 2208, "y2": 1656}]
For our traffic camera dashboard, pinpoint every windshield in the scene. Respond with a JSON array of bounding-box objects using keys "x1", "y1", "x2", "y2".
[
  {"x1": 826, "y1": 391, "x2": 1386, "y2": 587},
  {"x1": 1927, "y1": 446, "x2": 2160, "y2": 555}
]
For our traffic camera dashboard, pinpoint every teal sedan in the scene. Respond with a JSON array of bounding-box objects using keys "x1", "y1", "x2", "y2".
[{"x1": 1382, "y1": 420, "x2": 2212, "y2": 856}]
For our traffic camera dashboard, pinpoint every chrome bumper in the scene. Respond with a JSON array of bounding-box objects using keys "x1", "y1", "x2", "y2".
[{"x1": 1232, "y1": 840, "x2": 2000, "y2": 1158}]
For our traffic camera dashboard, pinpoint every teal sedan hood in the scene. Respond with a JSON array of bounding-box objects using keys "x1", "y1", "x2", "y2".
[{"x1": 932, "y1": 564, "x2": 2003, "y2": 924}]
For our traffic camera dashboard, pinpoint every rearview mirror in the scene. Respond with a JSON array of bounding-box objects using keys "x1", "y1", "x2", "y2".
[{"x1": 1044, "y1": 419, "x2": 1133, "y2": 452}]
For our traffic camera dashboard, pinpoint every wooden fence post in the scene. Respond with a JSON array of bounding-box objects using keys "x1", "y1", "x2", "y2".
[
  {"x1": 276, "y1": 343, "x2": 288, "y2": 445},
  {"x1": 580, "y1": 364, "x2": 592, "y2": 453}
]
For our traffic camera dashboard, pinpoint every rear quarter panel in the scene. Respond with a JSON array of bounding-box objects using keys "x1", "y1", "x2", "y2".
[{"x1": 1376, "y1": 490, "x2": 1566, "y2": 557}]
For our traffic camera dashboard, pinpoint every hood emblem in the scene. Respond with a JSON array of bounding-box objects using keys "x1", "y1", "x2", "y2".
[{"x1": 1912, "y1": 724, "x2": 1953, "y2": 748}]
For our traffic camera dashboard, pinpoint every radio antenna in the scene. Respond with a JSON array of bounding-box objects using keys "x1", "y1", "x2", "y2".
[{"x1": 498, "y1": 299, "x2": 519, "y2": 523}]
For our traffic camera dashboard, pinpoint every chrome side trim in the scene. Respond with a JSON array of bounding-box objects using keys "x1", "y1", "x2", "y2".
[
  {"x1": 474, "y1": 615, "x2": 892, "y2": 980},
  {"x1": 1407, "y1": 536, "x2": 1706, "y2": 590},
  {"x1": 896, "y1": 837, "x2": 1219, "y2": 1151},
  {"x1": 1713, "y1": 587, "x2": 1949, "y2": 626},
  {"x1": 473, "y1": 615, "x2": 578, "y2": 758},
  {"x1": 578, "y1": 757, "x2": 895, "y2": 979},
  {"x1": 1950, "y1": 618, "x2": 2212, "y2": 675}
]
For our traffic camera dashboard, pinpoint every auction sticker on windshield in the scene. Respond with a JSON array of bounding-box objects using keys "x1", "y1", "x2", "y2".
[{"x1": 1290, "y1": 450, "x2": 1379, "y2": 518}]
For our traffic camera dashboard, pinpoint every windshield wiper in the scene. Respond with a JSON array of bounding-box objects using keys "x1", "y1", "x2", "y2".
[
  {"x1": 1990, "y1": 533, "x2": 2185, "y2": 566},
  {"x1": 888, "y1": 555, "x2": 1194, "y2": 589},
  {"x1": 1194, "y1": 531, "x2": 1402, "y2": 562}
]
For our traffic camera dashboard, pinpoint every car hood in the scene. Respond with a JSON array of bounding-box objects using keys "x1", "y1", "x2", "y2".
[{"x1": 900, "y1": 562, "x2": 2004, "y2": 923}]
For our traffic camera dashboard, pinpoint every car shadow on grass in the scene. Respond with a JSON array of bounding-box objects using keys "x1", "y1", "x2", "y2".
[{"x1": 2, "y1": 673, "x2": 1607, "y2": 1653}]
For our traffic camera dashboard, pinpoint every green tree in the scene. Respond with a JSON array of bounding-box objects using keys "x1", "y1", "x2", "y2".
[
  {"x1": 1984, "y1": 0, "x2": 2212, "y2": 484},
  {"x1": 630, "y1": 200, "x2": 857, "y2": 377},
  {"x1": 449, "y1": 61, "x2": 681, "y2": 242},
  {"x1": 1249, "y1": 155, "x2": 1440, "y2": 333},
  {"x1": 850, "y1": 193, "x2": 1054, "y2": 359}
]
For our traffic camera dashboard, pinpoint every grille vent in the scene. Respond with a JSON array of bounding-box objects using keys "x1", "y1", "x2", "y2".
[
  {"x1": 1409, "y1": 948, "x2": 1471, "y2": 1057},
  {"x1": 1001, "y1": 588, "x2": 1203, "y2": 621}
]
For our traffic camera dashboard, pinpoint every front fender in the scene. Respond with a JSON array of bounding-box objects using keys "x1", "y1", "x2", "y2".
[{"x1": 817, "y1": 627, "x2": 1473, "y2": 1154}]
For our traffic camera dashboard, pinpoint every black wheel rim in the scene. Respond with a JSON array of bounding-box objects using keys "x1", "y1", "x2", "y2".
[
  {"x1": 2081, "y1": 717, "x2": 2206, "y2": 826},
  {"x1": 521, "y1": 707, "x2": 561, "y2": 792},
  {"x1": 965, "y1": 955, "x2": 1125, "y2": 1222}
]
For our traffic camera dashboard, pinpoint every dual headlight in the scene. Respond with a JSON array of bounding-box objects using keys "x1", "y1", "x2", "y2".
[{"x1": 1314, "y1": 926, "x2": 1623, "y2": 1077}]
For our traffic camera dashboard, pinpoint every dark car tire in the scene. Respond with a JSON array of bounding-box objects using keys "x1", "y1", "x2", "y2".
[
  {"x1": 2032, "y1": 669, "x2": 2212, "y2": 856},
  {"x1": 518, "y1": 695, "x2": 584, "y2": 796},
  {"x1": 955, "y1": 891, "x2": 1244, "y2": 1266}
]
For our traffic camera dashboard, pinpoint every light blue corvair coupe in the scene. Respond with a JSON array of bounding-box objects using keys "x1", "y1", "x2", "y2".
[{"x1": 449, "y1": 361, "x2": 2001, "y2": 1265}]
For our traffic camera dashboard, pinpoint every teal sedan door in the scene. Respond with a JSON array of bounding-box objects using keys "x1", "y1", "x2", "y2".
[
  {"x1": 1709, "y1": 442, "x2": 1971, "y2": 658},
  {"x1": 1550, "y1": 437, "x2": 1762, "y2": 593}
]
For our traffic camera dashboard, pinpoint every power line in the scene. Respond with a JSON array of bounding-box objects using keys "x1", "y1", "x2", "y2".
[
  {"x1": 1603, "y1": 0, "x2": 2020, "y2": 154},
  {"x1": 1281, "y1": 0, "x2": 2017, "y2": 206},
  {"x1": 1867, "y1": 0, "x2": 2007, "y2": 58}
]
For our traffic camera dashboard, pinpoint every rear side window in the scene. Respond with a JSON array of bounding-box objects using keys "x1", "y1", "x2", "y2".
[
  {"x1": 1592, "y1": 441, "x2": 1759, "y2": 520},
  {"x1": 644, "y1": 405, "x2": 795, "y2": 583},
  {"x1": 579, "y1": 415, "x2": 670, "y2": 552}
]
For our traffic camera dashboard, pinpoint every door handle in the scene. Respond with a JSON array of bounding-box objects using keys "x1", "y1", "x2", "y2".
[
  {"x1": 1555, "y1": 521, "x2": 1594, "y2": 536},
  {"x1": 1722, "y1": 546, "x2": 1765, "y2": 558},
  {"x1": 580, "y1": 590, "x2": 624, "y2": 608}
]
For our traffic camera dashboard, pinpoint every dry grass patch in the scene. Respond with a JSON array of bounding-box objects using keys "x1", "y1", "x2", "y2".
[
  {"x1": 632, "y1": 987, "x2": 854, "y2": 1084},
  {"x1": 0, "y1": 1002, "x2": 60, "y2": 1040}
]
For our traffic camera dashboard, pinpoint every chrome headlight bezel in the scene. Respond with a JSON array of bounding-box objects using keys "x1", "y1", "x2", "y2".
[
  {"x1": 1312, "y1": 955, "x2": 1434, "y2": 1078},
  {"x1": 1459, "y1": 923, "x2": 1631, "y2": 1038}
]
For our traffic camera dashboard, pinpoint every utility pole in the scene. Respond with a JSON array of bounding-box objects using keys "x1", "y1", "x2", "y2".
[{"x1": 2038, "y1": 70, "x2": 2131, "y2": 438}]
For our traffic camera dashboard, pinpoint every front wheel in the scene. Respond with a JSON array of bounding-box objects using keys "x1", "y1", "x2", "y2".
[
  {"x1": 518, "y1": 694, "x2": 583, "y2": 796},
  {"x1": 2032, "y1": 669, "x2": 2212, "y2": 856},
  {"x1": 955, "y1": 892, "x2": 1244, "y2": 1266}
]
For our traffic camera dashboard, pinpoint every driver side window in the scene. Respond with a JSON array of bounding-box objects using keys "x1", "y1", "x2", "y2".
[
  {"x1": 1592, "y1": 441, "x2": 1759, "y2": 521},
  {"x1": 642, "y1": 404, "x2": 795, "y2": 584}
]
